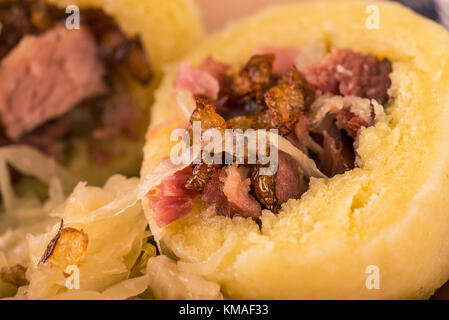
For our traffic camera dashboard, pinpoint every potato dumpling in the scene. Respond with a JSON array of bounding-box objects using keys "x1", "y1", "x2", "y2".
[{"x1": 142, "y1": 1, "x2": 449, "y2": 299}]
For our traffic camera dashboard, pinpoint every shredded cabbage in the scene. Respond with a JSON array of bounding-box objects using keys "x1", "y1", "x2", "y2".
[
  {"x1": 146, "y1": 255, "x2": 223, "y2": 300},
  {"x1": 20, "y1": 175, "x2": 147, "y2": 300}
]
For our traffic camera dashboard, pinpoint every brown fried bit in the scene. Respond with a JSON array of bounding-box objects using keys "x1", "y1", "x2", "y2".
[
  {"x1": 232, "y1": 54, "x2": 275, "y2": 103},
  {"x1": 81, "y1": 9, "x2": 152, "y2": 84},
  {"x1": 185, "y1": 163, "x2": 221, "y2": 193},
  {"x1": 40, "y1": 220, "x2": 88, "y2": 271},
  {"x1": 252, "y1": 109, "x2": 290, "y2": 136},
  {"x1": 263, "y1": 66, "x2": 314, "y2": 134},
  {"x1": 250, "y1": 165, "x2": 279, "y2": 213},
  {"x1": 282, "y1": 66, "x2": 316, "y2": 107},
  {"x1": 0, "y1": 0, "x2": 34, "y2": 59},
  {"x1": 264, "y1": 82, "x2": 304, "y2": 125},
  {"x1": 120, "y1": 37, "x2": 153, "y2": 84},
  {"x1": 228, "y1": 115, "x2": 256, "y2": 130},
  {"x1": 30, "y1": 0, "x2": 53, "y2": 31},
  {"x1": 0, "y1": 264, "x2": 28, "y2": 287},
  {"x1": 189, "y1": 96, "x2": 228, "y2": 136}
]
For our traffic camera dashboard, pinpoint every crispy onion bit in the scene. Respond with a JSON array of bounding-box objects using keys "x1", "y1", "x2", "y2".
[
  {"x1": 40, "y1": 220, "x2": 88, "y2": 270},
  {"x1": 0, "y1": 264, "x2": 28, "y2": 287}
]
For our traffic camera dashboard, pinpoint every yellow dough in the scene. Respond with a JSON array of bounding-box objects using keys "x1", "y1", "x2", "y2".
[{"x1": 141, "y1": 0, "x2": 449, "y2": 299}]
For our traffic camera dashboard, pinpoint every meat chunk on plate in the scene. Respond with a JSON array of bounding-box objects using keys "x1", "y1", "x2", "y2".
[{"x1": 0, "y1": 25, "x2": 107, "y2": 140}]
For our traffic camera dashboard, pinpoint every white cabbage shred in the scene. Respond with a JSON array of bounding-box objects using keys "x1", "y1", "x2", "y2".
[{"x1": 0, "y1": 144, "x2": 223, "y2": 300}]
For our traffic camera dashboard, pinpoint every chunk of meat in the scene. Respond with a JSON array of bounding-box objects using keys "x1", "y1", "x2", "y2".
[
  {"x1": 201, "y1": 169, "x2": 232, "y2": 217},
  {"x1": 175, "y1": 62, "x2": 220, "y2": 100},
  {"x1": 335, "y1": 109, "x2": 369, "y2": 139},
  {"x1": 254, "y1": 45, "x2": 301, "y2": 76},
  {"x1": 316, "y1": 130, "x2": 355, "y2": 177},
  {"x1": 275, "y1": 152, "x2": 307, "y2": 204},
  {"x1": 222, "y1": 164, "x2": 261, "y2": 218},
  {"x1": 0, "y1": 25, "x2": 107, "y2": 140},
  {"x1": 303, "y1": 49, "x2": 392, "y2": 104},
  {"x1": 309, "y1": 94, "x2": 374, "y2": 138},
  {"x1": 150, "y1": 167, "x2": 195, "y2": 228},
  {"x1": 199, "y1": 56, "x2": 231, "y2": 88}
]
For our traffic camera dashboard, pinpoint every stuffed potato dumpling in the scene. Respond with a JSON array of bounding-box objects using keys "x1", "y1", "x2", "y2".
[{"x1": 141, "y1": 0, "x2": 449, "y2": 299}]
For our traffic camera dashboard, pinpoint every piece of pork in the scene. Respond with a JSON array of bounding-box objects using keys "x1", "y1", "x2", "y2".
[
  {"x1": 222, "y1": 164, "x2": 261, "y2": 218},
  {"x1": 303, "y1": 49, "x2": 392, "y2": 104},
  {"x1": 253, "y1": 45, "x2": 301, "y2": 76},
  {"x1": 275, "y1": 152, "x2": 308, "y2": 205},
  {"x1": 0, "y1": 24, "x2": 107, "y2": 141},
  {"x1": 150, "y1": 167, "x2": 196, "y2": 228},
  {"x1": 175, "y1": 62, "x2": 221, "y2": 100}
]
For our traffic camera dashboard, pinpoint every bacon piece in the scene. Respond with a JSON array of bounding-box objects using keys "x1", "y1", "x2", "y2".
[
  {"x1": 254, "y1": 45, "x2": 301, "y2": 76},
  {"x1": 222, "y1": 164, "x2": 261, "y2": 218},
  {"x1": 199, "y1": 56, "x2": 231, "y2": 87},
  {"x1": 175, "y1": 62, "x2": 220, "y2": 100},
  {"x1": 0, "y1": 25, "x2": 107, "y2": 141},
  {"x1": 303, "y1": 49, "x2": 392, "y2": 104},
  {"x1": 150, "y1": 167, "x2": 195, "y2": 228}
]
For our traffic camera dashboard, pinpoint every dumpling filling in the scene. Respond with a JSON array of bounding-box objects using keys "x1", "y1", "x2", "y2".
[
  {"x1": 0, "y1": 0, "x2": 152, "y2": 166},
  {"x1": 150, "y1": 45, "x2": 392, "y2": 227}
]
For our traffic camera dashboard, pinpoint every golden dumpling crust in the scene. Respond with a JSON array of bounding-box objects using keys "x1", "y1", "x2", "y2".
[{"x1": 142, "y1": 0, "x2": 449, "y2": 299}]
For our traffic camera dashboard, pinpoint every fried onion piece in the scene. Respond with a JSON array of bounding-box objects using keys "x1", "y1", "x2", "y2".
[
  {"x1": 250, "y1": 165, "x2": 278, "y2": 212},
  {"x1": 252, "y1": 108, "x2": 290, "y2": 135},
  {"x1": 185, "y1": 163, "x2": 221, "y2": 193},
  {"x1": 281, "y1": 66, "x2": 316, "y2": 107},
  {"x1": 81, "y1": 9, "x2": 153, "y2": 84},
  {"x1": 189, "y1": 96, "x2": 228, "y2": 136},
  {"x1": 264, "y1": 82, "x2": 304, "y2": 128},
  {"x1": 0, "y1": 264, "x2": 28, "y2": 287},
  {"x1": 40, "y1": 220, "x2": 88, "y2": 271},
  {"x1": 232, "y1": 54, "x2": 275, "y2": 103},
  {"x1": 228, "y1": 115, "x2": 256, "y2": 130}
]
